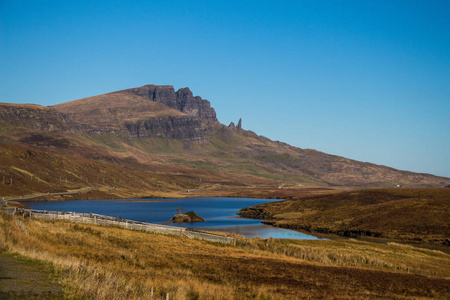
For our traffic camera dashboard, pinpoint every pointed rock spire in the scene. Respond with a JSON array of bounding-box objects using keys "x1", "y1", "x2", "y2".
[{"x1": 237, "y1": 118, "x2": 242, "y2": 129}]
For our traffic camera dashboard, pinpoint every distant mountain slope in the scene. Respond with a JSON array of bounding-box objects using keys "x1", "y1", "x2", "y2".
[
  {"x1": 53, "y1": 90, "x2": 208, "y2": 143},
  {"x1": 1, "y1": 84, "x2": 449, "y2": 194}
]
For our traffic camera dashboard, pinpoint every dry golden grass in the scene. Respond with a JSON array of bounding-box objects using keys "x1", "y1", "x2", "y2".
[{"x1": 1, "y1": 212, "x2": 449, "y2": 299}]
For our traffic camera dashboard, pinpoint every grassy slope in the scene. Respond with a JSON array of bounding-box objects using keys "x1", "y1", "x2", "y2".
[
  {"x1": 52, "y1": 91, "x2": 185, "y2": 128},
  {"x1": 1, "y1": 213, "x2": 449, "y2": 299},
  {"x1": 238, "y1": 188, "x2": 450, "y2": 245},
  {"x1": 0, "y1": 143, "x2": 210, "y2": 199},
  {"x1": 2, "y1": 142, "x2": 327, "y2": 200}
]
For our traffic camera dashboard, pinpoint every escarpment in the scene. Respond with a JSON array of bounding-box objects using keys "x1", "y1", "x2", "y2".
[
  {"x1": 52, "y1": 86, "x2": 214, "y2": 143},
  {"x1": 0, "y1": 103, "x2": 78, "y2": 132},
  {"x1": 125, "y1": 115, "x2": 207, "y2": 143},
  {"x1": 122, "y1": 85, "x2": 218, "y2": 123}
]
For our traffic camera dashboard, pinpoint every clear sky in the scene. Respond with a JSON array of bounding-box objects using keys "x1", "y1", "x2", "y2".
[{"x1": 1, "y1": 0, "x2": 449, "y2": 177}]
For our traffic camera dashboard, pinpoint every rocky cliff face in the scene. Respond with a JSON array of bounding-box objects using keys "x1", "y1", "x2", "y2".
[
  {"x1": 124, "y1": 116, "x2": 207, "y2": 143},
  {"x1": 121, "y1": 85, "x2": 218, "y2": 123},
  {"x1": 0, "y1": 103, "x2": 77, "y2": 132},
  {"x1": 1, "y1": 102, "x2": 208, "y2": 144}
]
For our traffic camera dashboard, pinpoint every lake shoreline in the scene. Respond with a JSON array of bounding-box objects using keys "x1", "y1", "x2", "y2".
[{"x1": 22, "y1": 197, "x2": 322, "y2": 240}]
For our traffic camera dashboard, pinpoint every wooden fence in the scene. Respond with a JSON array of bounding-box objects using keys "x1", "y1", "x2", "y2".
[{"x1": 11, "y1": 208, "x2": 237, "y2": 245}]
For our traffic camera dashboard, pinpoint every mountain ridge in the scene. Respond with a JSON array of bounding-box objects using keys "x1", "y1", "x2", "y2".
[{"x1": 0, "y1": 84, "x2": 448, "y2": 199}]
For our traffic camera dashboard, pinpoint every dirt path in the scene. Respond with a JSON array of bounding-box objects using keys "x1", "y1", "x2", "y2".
[
  {"x1": 1, "y1": 187, "x2": 95, "y2": 203},
  {"x1": 0, "y1": 253, "x2": 63, "y2": 299}
]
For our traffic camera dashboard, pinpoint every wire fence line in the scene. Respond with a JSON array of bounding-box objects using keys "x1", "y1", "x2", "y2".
[{"x1": 8, "y1": 208, "x2": 237, "y2": 245}]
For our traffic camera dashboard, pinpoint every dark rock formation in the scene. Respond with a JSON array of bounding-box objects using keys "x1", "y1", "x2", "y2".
[
  {"x1": 237, "y1": 118, "x2": 242, "y2": 129},
  {"x1": 228, "y1": 122, "x2": 236, "y2": 128},
  {"x1": 122, "y1": 85, "x2": 177, "y2": 108},
  {"x1": 121, "y1": 85, "x2": 218, "y2": 123},
  {"x1": 0, "y1": 103, "x2": 208, "y2": 144},
  {"x1": 175, "y1": 88, "x2": 217, "y2": 122},
  {"x1": 0, "y1": 103, "x2": 79, "y2": 132},
  {"x1": 124, "y1": 116, "x2": 207, "y2": 143},
  {"x1": 171, "y1": 211, "x2": 205, "y2": 223}
]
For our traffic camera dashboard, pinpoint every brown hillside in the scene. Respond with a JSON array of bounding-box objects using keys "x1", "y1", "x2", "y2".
[
  {"x1": 238, "y1": 188, "x2": 450, "y2": 245},
  {"x1": 1, "y1": 84, "x2": 449, "y2": 192},
  {"x1": 53, "y1": 91, "x2": 185, "y2": 128}
]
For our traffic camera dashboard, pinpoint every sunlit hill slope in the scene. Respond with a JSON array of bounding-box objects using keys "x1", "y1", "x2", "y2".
[{"x1": 0, "y1": 84, "x2": 448, "y2": 198}]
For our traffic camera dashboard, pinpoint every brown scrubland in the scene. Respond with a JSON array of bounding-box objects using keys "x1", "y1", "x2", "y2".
[
  {"x1": 1, "y1": 213, "x2": 449, "y2": 299},
  {"x1": 238, "y1": 188, "x2": 450, "y2": 247}
]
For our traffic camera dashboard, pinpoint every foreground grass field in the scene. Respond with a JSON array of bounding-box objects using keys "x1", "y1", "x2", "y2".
[{"x1": 1, "y1": 213, "x2": 449, "y2": 299}]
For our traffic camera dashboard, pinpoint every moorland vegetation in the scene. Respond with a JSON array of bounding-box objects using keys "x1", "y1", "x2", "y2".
[
  {"x1": 1, "y1": 212, "x2": 449, "y2": 299},
  {"x1": 238, "y1": 188, "x2": 450, "y2": 246}
]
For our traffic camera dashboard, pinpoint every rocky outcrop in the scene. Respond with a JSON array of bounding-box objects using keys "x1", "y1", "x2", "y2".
[
  {"x1": 0, "y1": 102, "x2": 208, "y2": 144},
  {"x1": 124, "y1": 116, "x2": 207, "y2": 143},
  {"x1": 0, "y1": 103, "x2": 79, "y2": 132},
  {"x1": 175, "y1": 88, "x2": 217, "y2": 122},
  {"x1": 228, "y1": 119, "x2": 242, "y2": 130},
  {"x1": 122, "y1": 85, "x2": 218, "y2": 123},
  {"x1": 171, "y1": 211, "x2": 205, "y2": 223}
]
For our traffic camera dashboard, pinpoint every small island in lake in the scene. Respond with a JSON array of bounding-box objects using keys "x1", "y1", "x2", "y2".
[{"x1": 171, "y1": 211, "x2": 205, "y2": 223}]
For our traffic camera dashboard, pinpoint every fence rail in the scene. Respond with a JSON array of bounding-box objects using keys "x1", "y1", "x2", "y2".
[{"x1": 7, "y1": 208, "x2": 236, "y2": 245}]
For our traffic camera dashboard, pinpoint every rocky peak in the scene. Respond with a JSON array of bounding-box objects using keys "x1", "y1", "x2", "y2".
[
  {"x1": 237, "y1": 118, "x2": 242, "y2": 129},
  {"x1": 121, "y1": 85, "x2": 177, "y2": 107},
  {"x1": 228, "y1": 119, "x2": 242, "y2": 130},
  {"x1": 122, "y1": 85, "x2": 218, "y2": 123},
  {"x1": 175, "y1": 87, "x2": 217, "y2": 123}
]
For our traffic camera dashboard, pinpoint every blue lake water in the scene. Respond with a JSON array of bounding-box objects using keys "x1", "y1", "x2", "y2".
[{"x1": 25, "y1": 197, "x2": 320, "y2": 240}]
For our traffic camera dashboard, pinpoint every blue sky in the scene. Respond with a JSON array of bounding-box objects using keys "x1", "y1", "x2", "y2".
[{"x1": 1, "y1": 0, "x2": 449, "y2": 177}]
